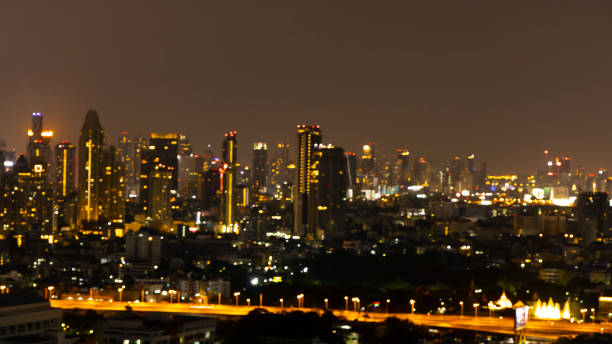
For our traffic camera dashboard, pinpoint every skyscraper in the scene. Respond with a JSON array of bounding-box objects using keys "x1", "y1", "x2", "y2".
[
  {"x1": 219, "y1": 131, "x2": 238, "y2": 234},
  {"x1": 139, "y1": 133, "x2": 179, "y2": 212},
  {"x1": 149, "y1": 170, "x2": 173, "y2": 224},
  {"x1": 360, "y1": 143, "x2": 376, "y2": 177},
  {"x1": 27, "y1": 112, "x2": 53, "y2": 181},
  {"x1": 54, "y1": 141, "x2": 75, "y2": 198},
  {"x1": 78, "y1": 110, "x2": 105, "y2": 228},
  {"x1": 293, "y1": 125, "x2": 321, "y2": 237},
  {"x1": 317, "y1": 145, "x2": 347, "y2": 239},
  {"x1": 101, "y1": 146, "x2": 125, "y2": 224},
  {"x1": 270, "y1": 142, "x2": 291, "y2": 199},
  {"x1": 394, "y1": 149, "x2": 410, "y2": 187},
  {"x1": 252, "y1": 142, "x2": 267, "y2": 193}
]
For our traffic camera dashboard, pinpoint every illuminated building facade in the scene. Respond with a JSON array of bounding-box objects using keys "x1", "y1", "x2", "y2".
[
  {"x1": 360, "y1": 142, "x2": 377, "y2": 188},
  {"x1": 78, "y1": 110, "x2": 105, "y2": 228},
  {"x1": 139, "y1": 133, "x2": 179, "y2": 213},
  {"x1": 293, "y1": 125, "x2": 321, "y2": 237},
  {"x1": 54, "y1": 141, "x2": 75, "y2": 198},
  {"x1": 54, "y1": 141, "x2": 76, "y2": 231},
  {"x1": 270, "y1": 142, "x2": 291, "y2": 198},
  {"x1": 149, "y1": 170, "x2": 173, "y2": 224},
  {"x1": 27, "y1": 112, "x2": 53, "y2": 181},
  {"x1": 252, "y1": 142, "x2": 267, "y2": 193},
  {"x1": 117, "y1": 132, "x2": 142, "y2": 200},
  {"x1": 218, "y1": 131, "x2": 238, "y2": 234},
  {"x1": 101, "y1": 146, "x2": 125, "y2": 224}
]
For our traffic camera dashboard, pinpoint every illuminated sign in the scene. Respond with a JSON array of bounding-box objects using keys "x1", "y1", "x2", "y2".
[
  {"x1": 34, "y1": 164, "x2": 43, "y2": 173},
  {"x1": 514, "y1": 306, "x2": 529, "y2": 331}
]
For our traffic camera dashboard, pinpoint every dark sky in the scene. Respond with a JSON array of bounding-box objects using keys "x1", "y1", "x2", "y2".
[{"x1": 1, "y1": 1, "x2": 612, "y2": 174}]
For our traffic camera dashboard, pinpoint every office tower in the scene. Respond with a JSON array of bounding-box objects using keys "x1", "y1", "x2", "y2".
[
  {"x1": 27, "y1": 112, "x2": 53, "y2": 181},
  {"x1": 54, "y1": 141, "x2": 75, "y2": 198},
  {"x1": 218, "y1": 131, "x2": 238, "y2": 234},
  {"x1": 54, "y1": 141, "x2": 76, "y2": 232},
  {"x1": 78, "y1": 110, "x2": 105, "y2": 227},
  {"x1": 394, "y1": 149, "x2": 410, "y2": 187},
  {"x1": 139, "y1": 133, "x2": 179, "y2": 212},
  {"x1": 360, "y1": 143, "x2": 377, "y2": 189},
  {"x1": 317, "y1": 146, "x2": 348, "y2": 238},
  {"x1": 117, "y1": 132, "x2": 139, "y2": 200},
  {"x1": 101, "y1": 146, "x2": 125, "y2": 223},
  {"x1": 293, "y1": 125, "x2": 322, "y2": 237},
  {"x1": 131, "y1": 136, "x2": 147, "y2": 199},
  {"x1": 413, "y1": 157, "x2": 428, "y2": 185},
  {"x1": 178, "y1": 154, "x2": 199, "y2": 199},
  {"x1": 270, "y1": 142, "x2": 291, "y2": 198},
  {"x1": 148, "y1": 170, "x2": 173, "y2": 223},
  {"x1": 252, "y1": 142, "x2": 268, "y2": 193}
]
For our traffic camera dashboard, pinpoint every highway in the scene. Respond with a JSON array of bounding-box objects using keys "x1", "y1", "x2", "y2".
[{"x1": 50, "y1": 299, "x2": 610, "y2": 340}]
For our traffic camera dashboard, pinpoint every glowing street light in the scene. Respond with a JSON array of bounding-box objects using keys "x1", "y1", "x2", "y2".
[
  {"x1": 280, "y1": 298, "x2": 284, "y2": 308},
  {"x1": 473, "y1": 303, "x2": 479, "y2": 318},
  {"x1": 247, "y1": 298, "x2": 251, "y2": 307},
  {"x1": 459, "y1": 301, "x2": 464, "y2": 318},
  {"x1": 297, "y1": 294, "x2": 304, "y2": 308},
  {"x1": 168, "y1": 290, "x2": 176, "y2": 304},
  {"x1": 118, "y1": 287, "x2": 124, "y2": 303},
  {"x1": 410, "y1": 299, "x2": 415, "y2": 315},
  {"x1": 324, "y1": 298, "x2": 329, "y2": 310},
  {"x1": 234, "y1": 292, "x2": 240, "y2": 306},
  {"x1": 344, "y1": 296, "x2": 349, "y2": 311},
  {"x1": 386, "y1": 299, "x2": 390, "y2": 314},
  {"x1": 351, "y1": 297, "x2": 360, "y2": 312},
  {"x1": 581, "y1": 308, "x2": 587, "y2": 322}
]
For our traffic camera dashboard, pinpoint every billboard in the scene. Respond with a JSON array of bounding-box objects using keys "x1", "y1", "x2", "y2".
[{"x1": 514, "y1": 306, "x2": 529, "y2": 331}]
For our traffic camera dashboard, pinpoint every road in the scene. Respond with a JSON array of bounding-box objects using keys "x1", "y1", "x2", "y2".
[{"x1": 50, "y1": 299, "x2": 610, "y2": 340}]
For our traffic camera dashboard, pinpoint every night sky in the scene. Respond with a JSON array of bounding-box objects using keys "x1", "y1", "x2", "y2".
[{"x1": 1, "y1": 1, "x2": 612, "y2": 174}]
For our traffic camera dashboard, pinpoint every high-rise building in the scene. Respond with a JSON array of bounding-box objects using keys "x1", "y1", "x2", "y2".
[
  {"x1": 252, "y1": 142, "x2": 267, "y2": 193},
  {"x1": 140, "y1": 133, "x2": 179, "y2": 212},
  {"x1": 218, "y1": 131, "x2": 238, "y2": 234},
  {"x1": 178, "y1": 154, "x2": 199, "y2": 199},
  {"x1": 27, "y1": 112, "x2": 53, "y2": 181},
  {"x1": 148, "y1": 170, "x2": 173, "y2": 224},
  {"x1": 317, "y1": 146, "x2": 347, "y2": 238},
  {"x1": 360, "y1": 142, "x2": 376, "y2": 179},
  {"x1": 179, "y1": 134, "x2": 192, "y2": 155},
  {"x1": 293, "y1": 125, "x2": 321, "y2": 237},
  {"x1": 78, "y1": 110, "x2": 105, "y2": 228},
  {"x1": 101, "y1": 146, "x2": 125, "y2": 224},
  {"x1": 117, "y1": 132, "x2": 141, "y2": 200},
  {"x1": 413, "y1": 157, "x2": 428, "y2": 185},
  {"x1": 54, "y1": 141, "x2": 75, "y2": 198},
  {"x1": 270, "y1": 142, "x2": 291, "y2": 198},
  {"x1": 394, "y1": 149, "x2": 410, "y2": 187},
  {"x1": 200, "y1": 168, "x2": 221, "y2": 211},
  {"x1": 344, "y1": 152, "x2": 357, "y2": 199}
]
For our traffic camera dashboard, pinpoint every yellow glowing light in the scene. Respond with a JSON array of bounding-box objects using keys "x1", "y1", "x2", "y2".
[
  {"x1": 534, "y1": 298, "x2": 564, "y2": 320},
  {"x1": 34, "y1": 164, "x2": 43, "y2": 173},
  {"x1": 41, "y1": 130, "x2": 54, "y2": 137},
  {"x1": 27, "y1": 129, "x2": 34, "y2": 136}
]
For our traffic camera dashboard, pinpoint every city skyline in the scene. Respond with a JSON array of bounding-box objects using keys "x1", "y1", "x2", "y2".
[{"x1": 2, "y1": 1, "x2": 612, "y2": 174}]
